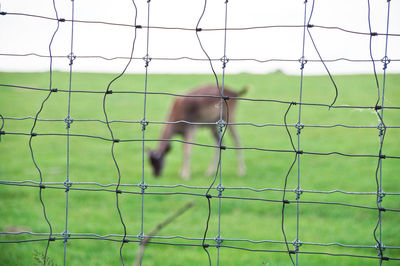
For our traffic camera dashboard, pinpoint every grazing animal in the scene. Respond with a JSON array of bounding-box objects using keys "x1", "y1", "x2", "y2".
[{"x1": 148, "y1": 84, "x2": 247, "y2": 179}]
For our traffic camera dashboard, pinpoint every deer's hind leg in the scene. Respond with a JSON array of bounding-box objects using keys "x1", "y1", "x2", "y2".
[
  {"x1": 229, "y1": 125, "x2": 246, "y2": 176},
  {"x1": 206, "y1": 126, "x2": 221, "y2": 176}
]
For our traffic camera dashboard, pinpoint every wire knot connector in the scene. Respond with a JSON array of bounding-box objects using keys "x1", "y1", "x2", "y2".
[
  {"x1": 379, "y1": 207, "x2": 386, "y2": 212},
  {"x1": 39, "y1": 184, "x2": 46, "y2": 189},
  {"x1": 58, "y1": 18, "x2": 66, "y2": 22},
  {"x1": 206, "y1": 194, "x2": 212, "y2": 199},
  {"x1": 295, "y1": 122, "x2": 304, "y2": 135},
  {"x1": 298, "y1": 56, "x2": 307, "y2": 70},
  {"x1": 214, "y1": 235, "x2": 224, "y2": 246},
  {"x1": 307, "y1": 24, "x2": 314, "y2": 28},
  {"x1": 139, "y1": 181, "x2": 148, "y2": 193},
  {"x1": 216, "y1": 184, "x2": 224, "y2": 197},
  {"x1": 31, "y1": 132, "x2": 37, "y2": 137},
  {"x1": 62, "y1": 230, "x2": 71, "y2": 241},
  {"x1": 370, "y1": 32, "x2": 378, "y2": 37},
  {"x1": 50, "y1": 88, "x2": 58, "y2": 92},
  {"x1": 379, "y1": 154, "x2": 386, "y2": 159},
  {"x1": 140, "y1": 119, "x2": 149, "y2": 131},
  {"x1": 296, "y1": 150, "x2": 303, "y2": 155},
  {"x1": 135, "y1": 25, "x2": 142, "y2": 29},
  {"x1": 223, "y1": 95, "x2": 230, "y2": 101},
  {"x1": 289, "y1": 250, "x2": 296, "y2": 254},
  {"x1": 116, "y1": 189, "x2": 122, "y2": 194},
  {"x1": 0, "y1": 12, "x2": 7, "y2": 16},
  {"x1": 123, "y1": 238, "x2": 129, "y2": 243},
  {"x1": 113, "y1": 139, "x2": 120, "y2": 143},
  {"x1": 294, "y1": 187, "x2": 303, "y2": 200},
  {"x1": 374, "y1": 105, "x2": 382, "y2": 111},
  {"x1": 137, "y1": 232, "x2": 144, "y2": 241},
  {"x1": 143, "y1": 55, "x2": 152, "y2": 67},
  {"x1": 292, "y1": 238, "x2": 302, "y2": 249},
  {"x1": 203, "y1": 243, "x2": 209, "y2": 248},
  {"x1": 375, "y1": 243, "x2": 386, "y2": 253},
  {"x1": 377, "y1": 122, "x2": 386, "y2": 137},
  {"x1": 64, "y1": 116, "x2": 73, "y2": 129},
  {"x1": 216, "y1": 184, "x2": 225, "y2": 193},
  {"x1": 377, "y1": 190, "x2": 386, "y2": 203},
  {"x1": 291, "y1": 101, "x2": 297, "y2": 105},
  {"x1": 63, "y1": 180, "x2": 72, "y2": 192},
  {"x1": 196, "y1": 28, "x2": 202, "y2": 32},
  {"x1": 67, "y1": 53, "x2": 76, "y2": 66},
  {"x1": 381, "y1": 56, "x2": 391, "y2": 70},
  {"x1": 217, "y1": 119, "x2": 227, "y2": 133},
  {"x1": 49, "y1": 237, "x2": 56, "y2": 241},
  {"x1": 220, "y1": 56, "x2": 229, "y2": 69},
  {"x1": 377, "y1": 122, "x2": 385, "y2": 131},
  {"x1": 106, "y1": 90, "x2": 113, "y2": 94}
]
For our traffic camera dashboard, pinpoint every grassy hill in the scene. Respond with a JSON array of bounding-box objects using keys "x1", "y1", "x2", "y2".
[{"x1": 0, "y1": 71, "x2": 399, "y2": 265}]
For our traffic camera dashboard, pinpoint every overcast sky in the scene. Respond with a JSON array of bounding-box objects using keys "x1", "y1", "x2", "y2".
[{"x1": 0, "y1": 0, "x2": 399, "y2": 74}]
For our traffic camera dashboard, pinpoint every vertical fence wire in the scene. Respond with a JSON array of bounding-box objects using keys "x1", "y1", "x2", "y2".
[
  {"x1": 26, "y1": 1, "x2": 61, "y2": 264},
  {"x1": 139, "y1": 0, "x2": 152, "y2": 265},
  {"x1": 281, "y1": 102, "x2": 297, "y2": 265},
  {"x1": 294, "y1": 2, "x2": 309, "y2": 264},
  {"x1": 281, "y1": 1, "x2": 309, "y2": 265},
  {"x1": 367, "y1": 1, "x2": 383, "y2": 263},
  {"x1": 306, "y1": 0, "x2": 338, "y2": 108},
  {"x1": 102, "y1": 1, "x2": 139, "y2": 264},
  {"x1": 63, "y1": 0, "x2": 75, "y2": 264},
  {"x1": 370, "y1": 0, "x2": 391, "y2": 264},
  {"x1": 195, "y1": 0, "x2": 231, "y2": 265},
  {"x1": 216, "y1": 1, "x2": 230, "y2": 265}
]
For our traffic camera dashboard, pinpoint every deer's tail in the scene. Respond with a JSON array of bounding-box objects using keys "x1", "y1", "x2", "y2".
[{"x1": 237, "y1": 86, "x2": 249, "y2": 96}]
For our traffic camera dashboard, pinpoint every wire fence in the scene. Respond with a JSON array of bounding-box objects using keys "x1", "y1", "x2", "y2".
[{"x1": 0, "y1": 0, "x2": 399, "y2": 265}]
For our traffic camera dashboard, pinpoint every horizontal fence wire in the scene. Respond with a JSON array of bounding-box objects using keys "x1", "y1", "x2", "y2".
[
  {"x1": 1, "y1": 11, "x2": 400, "y2": 37},
  {"x1": 3, "y1": 116, "x2": 400, "y2": 129},
  {"x1": 1, "y1": 180, "x2": 400, "y2": 196},
  {"x1": 2, "y1": 83, "x2": 400, "y2": 110},
  {"x1": 2, "y1": 231, "x2": 400, "y2": 252},
  {"x1": 2, "y1": 236, "x2": 400, "y2": 262},
  {"x1": 3, "y1": 131, "x2": 400, "y2": 159},
  {"x1": 2, "y1": 52, "x2": 400, "y2": 64},
  {"x1": 1, "y1": 181, "x2": 400, "y2": 213},
  {"x1": 1, "y1": 0, "x2": 399, "y2": 265}
]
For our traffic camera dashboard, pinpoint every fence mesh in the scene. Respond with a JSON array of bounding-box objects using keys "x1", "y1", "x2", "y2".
[{"x1": 0, "y1": 0, "x2": 399, "y2": 265}]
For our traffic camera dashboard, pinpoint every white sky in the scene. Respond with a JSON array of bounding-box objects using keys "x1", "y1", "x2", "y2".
[{"x1": 0, "y1": 0, "x2": 399, "y2": 74}]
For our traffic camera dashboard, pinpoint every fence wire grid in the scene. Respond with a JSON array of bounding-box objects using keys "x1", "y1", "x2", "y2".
[{"x1": 0, "y1": 0, "x2": 400, "y2": 265}]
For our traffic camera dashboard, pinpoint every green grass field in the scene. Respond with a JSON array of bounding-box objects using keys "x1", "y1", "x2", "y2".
[{"x1": 0, "y1": 71, "x2": 399, "y2": 265}]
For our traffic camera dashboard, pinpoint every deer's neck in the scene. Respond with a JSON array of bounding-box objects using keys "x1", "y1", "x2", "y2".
[{"x1": 157, "y1": 123, "x2": 174, "y2": 154}]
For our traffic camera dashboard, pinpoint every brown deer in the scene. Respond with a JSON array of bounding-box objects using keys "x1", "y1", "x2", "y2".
[{"x1": 148, "y1": 84, "x2": 247, "y2": 179}]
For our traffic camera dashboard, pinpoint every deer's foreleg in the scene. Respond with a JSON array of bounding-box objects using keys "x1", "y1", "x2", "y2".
[{"x1": 181, "y1": 126, "x2": 196, "y2": 180}]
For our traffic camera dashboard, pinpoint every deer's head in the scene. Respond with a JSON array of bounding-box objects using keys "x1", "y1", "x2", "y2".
[{"x1": 148, "y1": 150, "x2": 165, "y2": 177}]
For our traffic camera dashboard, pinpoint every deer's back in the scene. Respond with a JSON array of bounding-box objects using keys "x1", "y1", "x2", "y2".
[{"x1": 169, "y1": 85, "x2": 239, "y2": 123}]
